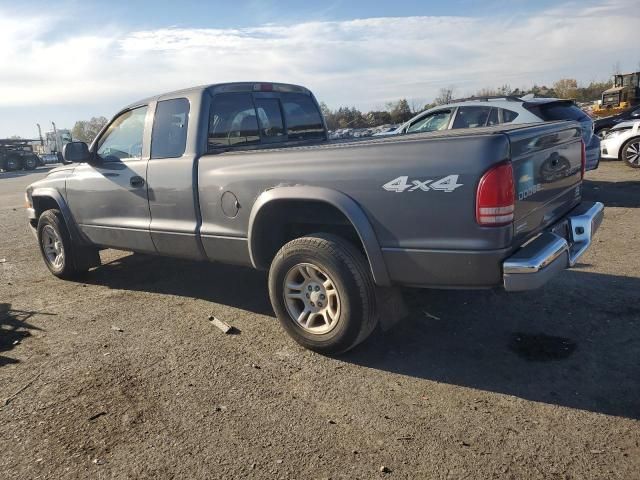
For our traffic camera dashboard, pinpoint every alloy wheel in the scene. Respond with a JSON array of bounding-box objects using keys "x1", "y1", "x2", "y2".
[
  {"x1": 624, "y1": 141, "x2": 640, "y2": 167},
  {"x1": 283, "y1": 263, "x2": 341, "y2": 335},
  {"x1": 41, "y1": 225, "x2": 65, "y2": 269}
]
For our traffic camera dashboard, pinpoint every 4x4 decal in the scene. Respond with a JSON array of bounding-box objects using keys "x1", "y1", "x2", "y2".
[{"x1": 382, "y1": 175, "x2": 463, "y2": 193}]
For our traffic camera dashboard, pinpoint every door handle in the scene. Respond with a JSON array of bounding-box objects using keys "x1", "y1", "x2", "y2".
[{"x1": 130, "y1": 176, "x2": 145, "y2": 188}]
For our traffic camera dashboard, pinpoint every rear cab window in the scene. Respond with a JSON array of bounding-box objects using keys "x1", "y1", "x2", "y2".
[
  {"x1": 207, "y1": 91, "x2": 325, "y2": 151},
  {"x1": 208, "y1": 93, "x2": 260, "y2": 148},
  {"x1": 281, "y1": 93, "x2": 325, "y2": 140},
  {"x1": 254, "y1": 97, "x2": 285, "y2": 143}
]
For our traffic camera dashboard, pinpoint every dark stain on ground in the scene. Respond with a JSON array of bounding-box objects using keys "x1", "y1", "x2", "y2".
[{"x1": 509, "y1": 332, "x2": 577, "y2": 361}]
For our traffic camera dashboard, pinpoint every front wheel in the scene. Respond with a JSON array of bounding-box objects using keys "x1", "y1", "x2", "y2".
[
  {"x1": 5, "y1": 155, "x2": 21, "y2": 171},
  {"x1": 621, "y1": 137, "x2": 640, "y2": 168},
  {"x1": 268, "y1": 233, "x2": 378, "y2": 355},
  {"x1": 37, "y1": 209, "x2": 94, "y2": 279}
]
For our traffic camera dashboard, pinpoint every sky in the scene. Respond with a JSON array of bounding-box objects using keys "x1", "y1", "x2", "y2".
[{"x1": 1, "y1": 0, "x2": 639, "y2": 138}]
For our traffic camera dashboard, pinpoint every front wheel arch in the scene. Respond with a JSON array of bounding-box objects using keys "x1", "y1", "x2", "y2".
[{"x1": 31, "y1": 189, "x2": 91, "y2": 247}]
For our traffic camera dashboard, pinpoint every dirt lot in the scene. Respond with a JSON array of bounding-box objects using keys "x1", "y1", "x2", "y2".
[{"x1": 1, "y1": 162, "x2": 639, "y2": 479}]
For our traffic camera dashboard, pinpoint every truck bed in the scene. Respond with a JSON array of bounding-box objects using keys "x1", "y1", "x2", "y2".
[
  {"x1": 199, "y1": 121, "x2": 584, "y2": 288},
  {"x1": 219, "y1": 121, "x2": 567, "y2": 154}
]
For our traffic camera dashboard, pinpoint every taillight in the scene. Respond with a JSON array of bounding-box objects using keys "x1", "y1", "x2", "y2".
[
  {"x1": 476, "y1": 162, "x2": 515, "y2": 226},
  {"x1": 580, "y1": 139, "x2": 586, "y2": 179}
]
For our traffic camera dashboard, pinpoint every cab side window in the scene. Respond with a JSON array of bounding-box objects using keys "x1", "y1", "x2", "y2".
[
  {"x1": 151, "y1": 98, "x2": 190, "y2": 158},
  {"x1": 97, "y1": 106, "x2": 148, "y2": 162},
  {"x1": 208, "y1": 93, "x2": 260, "y2": 149}
]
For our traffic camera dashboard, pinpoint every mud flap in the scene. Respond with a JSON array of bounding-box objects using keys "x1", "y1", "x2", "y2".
[
  {"x1": 73, "y1": 247, "x2": 102, "y2": 271},
  {"x1": 375, "y1": 287, "x2": 408, "y2": 331}
]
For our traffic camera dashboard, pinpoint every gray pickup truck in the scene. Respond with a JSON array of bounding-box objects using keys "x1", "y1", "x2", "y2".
[{"x1": 26, "y1": 82, "x2": 604, "y2": 353}]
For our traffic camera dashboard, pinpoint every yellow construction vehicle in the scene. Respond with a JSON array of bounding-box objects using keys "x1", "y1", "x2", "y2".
[{"x1": 592, "y1": 72, "x2": 640, "y2": 117}]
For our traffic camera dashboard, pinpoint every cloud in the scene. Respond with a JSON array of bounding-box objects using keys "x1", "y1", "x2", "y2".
[{"x1": 0, "y1": 0, "x2": 638, "y2": 113}]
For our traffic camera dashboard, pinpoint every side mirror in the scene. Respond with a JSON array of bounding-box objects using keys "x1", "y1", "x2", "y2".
[{"x1": 63, "y1": 142, "x2": 90, "y2": 163}]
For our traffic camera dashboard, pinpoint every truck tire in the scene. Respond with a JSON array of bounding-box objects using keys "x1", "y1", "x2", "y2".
[
  {"x1": 37, "y1": 209, "x2": 92, "y2": 279},
  {"x1": 620, "y1": 137, "x2": 640, "y2": 168},
  {"x1": 23, "y1": 154, "x2": 38, "y2": 170},
  {"x1": 268, "y1": 233, "x2": 378, "y2": 354},
  {"x1": 5, "y1": 154, "x2": 22, "y2": 171}
]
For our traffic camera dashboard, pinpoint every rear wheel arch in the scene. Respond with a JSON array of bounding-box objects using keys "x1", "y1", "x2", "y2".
[{"x1": 248, "y1": 187, "x2": 391, "y2": 286}]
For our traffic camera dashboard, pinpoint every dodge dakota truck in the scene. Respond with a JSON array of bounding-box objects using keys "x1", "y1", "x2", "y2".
[{"x1": 25, "y1": 82, "x2": 604, "y2": 353}]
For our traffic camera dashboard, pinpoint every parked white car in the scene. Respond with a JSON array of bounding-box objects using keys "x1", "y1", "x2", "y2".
[
  {"x1": 381, "y1": 96, "x2": 600, "y2": 170},
  {"x1": 600, "y1": 121, "x2": 640, "y2": 168},
  {"x1": 372, "y1": 125, "x2": 400, "y2": 136}
]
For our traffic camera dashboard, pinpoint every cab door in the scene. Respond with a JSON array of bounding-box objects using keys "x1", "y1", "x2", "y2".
[
  {"x1": 66, "y1": 105, "x2": 156, "y2": 253},
  {"x1": 146, "y1": 96, "x2": 204, "y2": 259}
]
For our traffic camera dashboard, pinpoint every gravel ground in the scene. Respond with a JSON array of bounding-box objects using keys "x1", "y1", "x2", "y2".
[{"x1": 0, "y1": 162, "x2": 638, "y2": 479}]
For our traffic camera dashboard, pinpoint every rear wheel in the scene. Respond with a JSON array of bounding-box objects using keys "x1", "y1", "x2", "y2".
[
  {"x1": 23, "y1": 154, "x2": 38, "y2": 170},
  {"x1": 268, "y1": 233, "x2": 377, "y2": 354},
  {"x1": 621, "y1": 137, "x2": 640, "y2": 168}
]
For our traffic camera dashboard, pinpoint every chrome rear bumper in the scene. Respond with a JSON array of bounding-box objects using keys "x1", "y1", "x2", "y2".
[{"x1": 503, "y1": 201, "x2": 604, "y2": 291}]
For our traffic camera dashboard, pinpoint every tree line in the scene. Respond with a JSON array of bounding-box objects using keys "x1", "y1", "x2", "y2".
[
  {"x1": 71, "y1": 117, "x2": 109, "y2": 144},
  {"x1": 46, "y1": 77, "x2": 618, "y2": 141}
]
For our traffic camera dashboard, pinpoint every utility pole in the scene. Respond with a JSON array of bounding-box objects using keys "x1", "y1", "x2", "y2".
[
  {"x1": 51, "y1": 122, "x2": 59, "y2": 153},
  {"x1": 36, "y1": 123, "x2": 44, "y2": 146}
]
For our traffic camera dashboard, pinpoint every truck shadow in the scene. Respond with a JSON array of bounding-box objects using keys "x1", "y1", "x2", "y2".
[
  {"x1": 81, "y1": 255, "x2": 640, "y2": 419},
  {"x1": 344, "y1": 269, "x2": 640, "y2": 420},
  {"x1": 83, "y1": 253, "x2": 273, "y2": 316},
  {"x1": 0, "y1": 303, "x2": 45, "y2": 367},
  {"x1": 582, "y1": 179, "x2": 640, "y2": 208}
]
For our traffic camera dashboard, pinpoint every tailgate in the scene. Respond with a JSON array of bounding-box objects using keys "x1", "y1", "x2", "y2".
[{"x1": 506, "y1": 122, "x2": 583, "y2": 245}]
